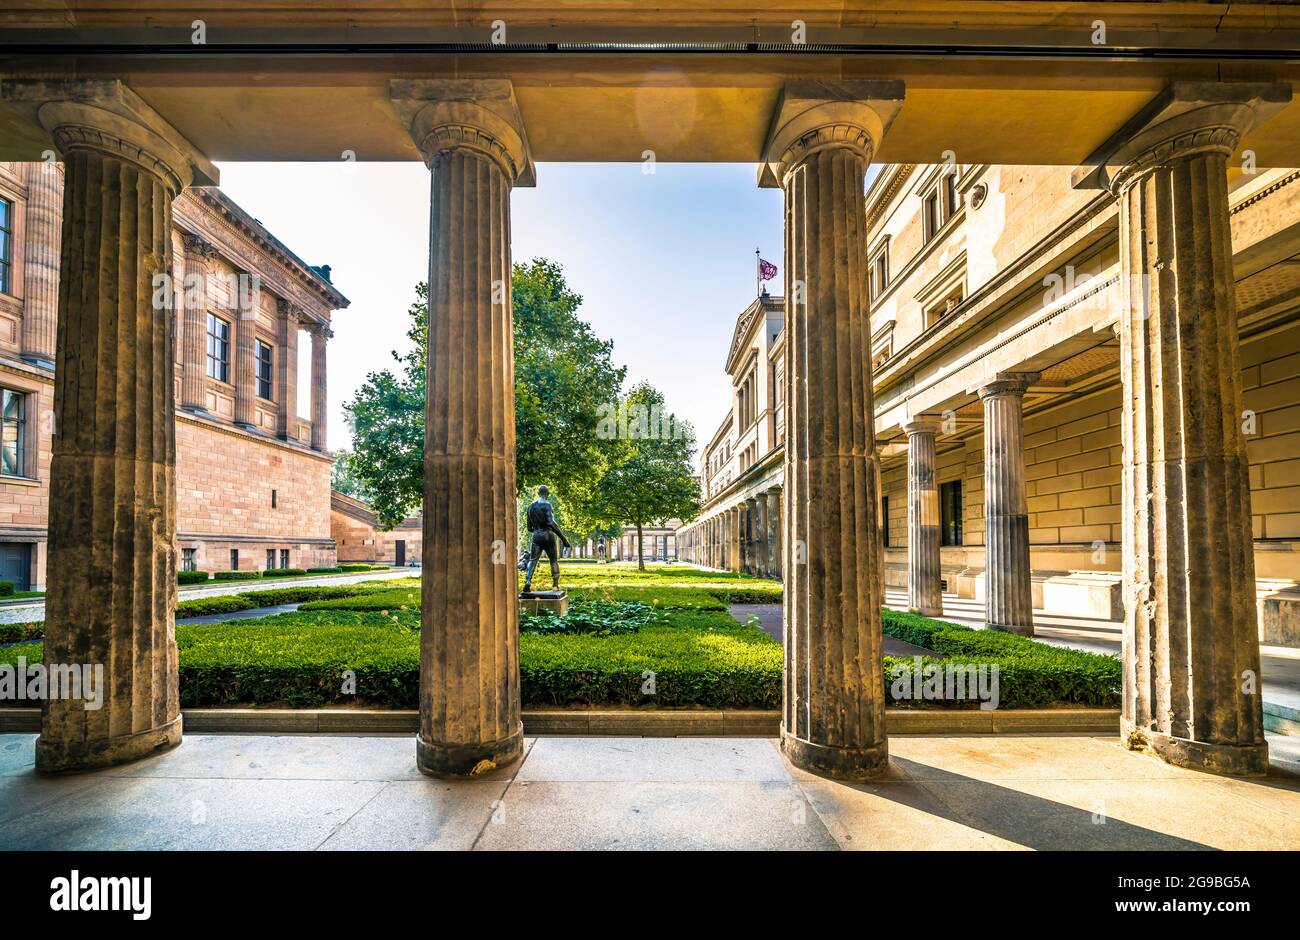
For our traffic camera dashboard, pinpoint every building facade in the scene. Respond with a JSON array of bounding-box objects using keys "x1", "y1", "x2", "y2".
[
  {"x1": 678, "y1": 162, "x2": 1300, "y2": 647},
  {"x1": 330, "y1": 490, "x2": 422, "y2": 567},
  {"x1": 0, "y1": 161, "x2": 347, "y2": 586}
]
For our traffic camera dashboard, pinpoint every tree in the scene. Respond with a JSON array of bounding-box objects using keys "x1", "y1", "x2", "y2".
[
  {"x1": 581, "y1": 383, "x2": 701, "y2": 570},
  {"x1": 344, "y1": 261, "x2": 626, "y2": 529},
  {"x1": 329, "y1": 449, "x2": 368, "y2": 499}
]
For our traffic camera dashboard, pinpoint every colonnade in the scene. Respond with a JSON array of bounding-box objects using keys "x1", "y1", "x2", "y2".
[{"x1": 8, "y1": 76, "x2": 1280, "y2": 780}]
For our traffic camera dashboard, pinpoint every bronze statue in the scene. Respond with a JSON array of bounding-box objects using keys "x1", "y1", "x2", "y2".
[{"x1": 522, "y1": 485, "x2": 571, "y2": 593}]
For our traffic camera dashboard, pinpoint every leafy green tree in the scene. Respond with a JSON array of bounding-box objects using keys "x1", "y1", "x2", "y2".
[
  {"x1": 582, "y1": 383, "x2": 701, "y2": 570},
  {"x1": 344, "y1": 262, "x2": 625, "y2": 529}
]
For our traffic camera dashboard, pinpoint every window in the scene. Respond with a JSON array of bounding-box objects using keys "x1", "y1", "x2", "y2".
[
  {"x1": 230, "y1": 549, "x2": 240, "y2": 570},
  {"x1": 266, "y1": 549, "x2": 276, "y2": 570},
  {"x1": 206, "y1": 314, "x2": 230, "y2": 383},
  {"x1": 0, "y1": 198, "x2": 11, "y2": 295},
  {"x1": 940, "y1": 480, "x2": 963, "y2": 547},
  {"x1": 944, "y1": 173, "x2": 960, "y2": 218},
  {"x1": 280, "y1": 549, "x2": 290, "y2": 568},
  {"x1": 0, "y1": 389, "x2": 25, "y2": 476},
  {"x1": 881, "y1": 496, "x2": 890, "y2": 548},
  {"x1": 869, "y1": 245, "x2": 889, "y2": 300},
  {"x1": 256, "y1": 340, "x2": 273, "y2": 399},
  {"x1": 271, "y1": 489, "x2": 277, "y2": 509},
  {"x1": 922, "y1": 191, "x2": 940, "y2": 242},
  {"x1": 181, "y1": 548, "x2": 197, "y2": 572}
]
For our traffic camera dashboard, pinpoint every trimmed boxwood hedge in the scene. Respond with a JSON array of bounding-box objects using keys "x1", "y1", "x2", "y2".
[
  {"x1": 178, "y1": 571, "x2": 210, "y2": 585},
  {"x1": 213, "y1": 570, "x2": 261, "y2": 581},
  {"x1": 259, "y1": 568, "x2": 308, "y2": 580},
  {"x1": 0, "y1": 599, "x2": 1120, "y2": 711},
  {"x1": 0, "y1": 621, "x2": 42, "y2": 644}
]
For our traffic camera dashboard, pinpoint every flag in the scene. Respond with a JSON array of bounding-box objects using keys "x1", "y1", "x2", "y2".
[{"x1": 758, "y1": 257, "x2": 777, "y2": 281}]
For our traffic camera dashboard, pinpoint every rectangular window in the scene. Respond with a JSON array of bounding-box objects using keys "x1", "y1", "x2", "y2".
[
  {"x1": 230, "y1": 549, "x2": 239, "y2": 570},
  {"x1": 280, "y1": 549, "x2": 290, "y2": 568},
  {"x1": 870, "y1": 251, "x2": 888, "y2": 300},
  {"x1": 923, "y1": 191, "x2": 940, "y2": 243},
  {"x1": 944, "y1": 173, "x2": 960, "y2": 218},
  {"x1": 881, "y1": 495, "x2": 890, "y2": 548},
  {"x1": 181, "y1": 548, "x2": 197, "y2": 572},
  {"x1": 940, "y1": 480, "x2": 964, "y2": 547},
  {"x1": 255, "y1": 340, "x2": 273, "y2": 399},
  {"x1": 266, "y1": 549, "x2": 276, "y2": 570},
  {"x1": 0, "y1": 388, "x2": 25, "y2": 477},
  {"x1": 206, "y1": 314, "x2": 230, "y2": 383},
  {"x1": 271, "y1": 489, "x2": 277, "y2": 509},
  {"x1": 0, "y1": 198, "x2": 11, "y2": 296}
]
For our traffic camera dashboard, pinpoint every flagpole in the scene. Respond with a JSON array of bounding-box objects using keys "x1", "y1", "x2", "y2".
[{"x1": 755, "y1": 248, "x2": 760, "y2": 298}]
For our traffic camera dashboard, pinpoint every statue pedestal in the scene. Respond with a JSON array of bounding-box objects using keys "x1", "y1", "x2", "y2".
[{"x1": 519, "y1": 590, "x2": 570, "y2": 616}]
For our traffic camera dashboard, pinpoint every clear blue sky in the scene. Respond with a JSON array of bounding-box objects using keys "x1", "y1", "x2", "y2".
[{"x1": 213, "y1": 161, "x2": 792, "y2": 456}]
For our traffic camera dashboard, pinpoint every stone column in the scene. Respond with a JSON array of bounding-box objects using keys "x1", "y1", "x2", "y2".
[
  {"x1": 19, "y1": 161, "x2": 61, "y2": 367},
  {"x1": 763, "y1": 80, "x2": 903, "y2": 780},
  {"x1": 308, "y1": 322, "x2": 331, "y2": 451},
  {"x1": 755, "y1": 495, "x2": 769, "y2": 578},
  {"x1": 732, "y1": 507, "x2": 743, "y2": 573},
  {"x1": 1075, "y1": 83, "x2": 1290, "y2": 776},
  {"x1": 743, "y1": 498, "x2": 758, "y2": 574},
  {"x1": 392, "y1": 79, "x2": 534, "y2": 777},
  {"x1": 766, "y1": 488, "x2": 781, "y2": 579},
  {"x1": 2, "y1": 81, "x2": 214, "y2": 772},
  {"x1": 276, "y1": 299, "x2": 298, "y2": 441},
  {"x1": 179, "y1": 232, "x2": 215, "y2": 412},
  {"x1": 979, "y1": 374, "x2": 1038, "y2": 635},
  {"x1": 232, "y1": 272, "x2": 258, "y2": 428},
  {"x1": 904, "y1": 417, "x2": 943, "y2": 617}
]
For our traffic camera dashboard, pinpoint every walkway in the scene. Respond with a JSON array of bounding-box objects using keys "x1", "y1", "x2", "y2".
[
  {"x1": 0, "y1": 568, "x2": 418, "y2": 625},
  {"x1": 2, "y1": 732, "x2": 1297, "y2": 850}
]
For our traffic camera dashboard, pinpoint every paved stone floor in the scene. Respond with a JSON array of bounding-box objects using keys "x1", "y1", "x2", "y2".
[{"x1": 2, "y1": 732, "x2": 1298, "y2": 850}]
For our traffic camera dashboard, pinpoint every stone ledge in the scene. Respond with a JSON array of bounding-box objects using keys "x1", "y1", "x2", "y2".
[{"x1": 0, "y1": 707, "x2": 1121, "y2": 736}]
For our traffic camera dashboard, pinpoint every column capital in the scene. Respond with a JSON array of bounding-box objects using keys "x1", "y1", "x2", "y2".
[
  {"x1": 1, "y1": 79, "x2": 217, "y2": 195},
  {"x1": 304, "y1": 320, "x2": 334, "y2": 341},
  {"x1": 1072, "y1": 82, "x2": 1291, "y2": 196},
  {"x1": 390, "y1": 79, "x2": 536, "y2": 187},
  {"x1": 902, "y1": 415, "x2": 942, "y2": 437},
  {"x1": 978, "y1": 372, "x2": 1040, "y2": 401},
  {"x1": 181, "y1": 231, "x2": 219, "y2": 262},
  {"x1": 758, "y1": 80, "x2": 905, "y2": 189}
]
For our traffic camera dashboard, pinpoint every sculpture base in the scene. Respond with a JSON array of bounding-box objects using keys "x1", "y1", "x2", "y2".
[{"x1": 519, "y1": 590, "x2": 569, "y2": 616}]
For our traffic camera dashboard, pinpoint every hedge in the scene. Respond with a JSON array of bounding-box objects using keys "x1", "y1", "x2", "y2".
[
  {"x1": 175, "y1": 582, "x2": 416, "y2": 620},
  {"x1": 303, "y1": 584, "x2": 777, "y2": 613},
  {"x1": 306, "y1": 567, "x2": 343, "y2": 574},
  {"x1": 213, "y1": 571, "x2": 261, "y2": 581},
  {"x1": 881, "y1": 609, "x2": 1121, "y2": 708},
  {"x1": 338, "y1": 564, "x2": 392, "y2": 573},
  {"x1": 0, "y1": 581, "x2": 14, "y2": 597},
  {"x1": 259, "y1": 568, "x2": 308, "y2": 580},
  {"x1": 0, "y1": 621, "x2": 42, "y2": 644},
  {"x1": 178, "y1": 571, "x2": 210, "y2": 585}
]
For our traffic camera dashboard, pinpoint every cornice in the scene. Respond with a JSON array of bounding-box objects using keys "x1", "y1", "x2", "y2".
[
  {"x1": 866, "y1": 164, "x2": 915, "y2": 232},
  {"x1": 175, "y1": 409, "x2": 334, "y2": 463}
]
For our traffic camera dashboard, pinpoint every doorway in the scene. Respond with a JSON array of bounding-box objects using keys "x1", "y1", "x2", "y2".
[{"x1": 0, "y1": 542, "x2": 31, "y2": 590}]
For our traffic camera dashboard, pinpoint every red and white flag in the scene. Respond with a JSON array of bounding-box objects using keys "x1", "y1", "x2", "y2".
[{"x1": 758, "y1": 257, "x2": 778, "y2": 281}]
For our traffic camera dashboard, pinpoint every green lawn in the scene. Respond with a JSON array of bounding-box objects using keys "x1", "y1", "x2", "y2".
[{"x1": 0, "y1": 563, "x2": 1120, "y2": 710}]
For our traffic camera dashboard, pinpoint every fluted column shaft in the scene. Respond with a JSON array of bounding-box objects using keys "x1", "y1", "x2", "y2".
[
  {"x1": 179, "y1": 233, "x2": 214, "y2": 411},
  {"x1": 232, "y1": 275, "x2": 257, "y2": 427},
  {"x1": 766, "y1": 489, "x2": 781, "y2": 579},
  {"x1": 19, "y1": 161, "x2": 61, "y2": 366},
  {"x1": 905, "y1": 419, "x2": 942, "y2": 617},
  {"x1": 743, "y1": 498, "x2": 758, "y2": 574},
  {"x1": 1111, "y1": 106, "x2": 1273, "y2": 776},
  {"x1": 309, "y1": 324, "x2": 330, "y2": 451},
  {"x1": 35, "y1": 99, "x2": 194, "y2": 772},
  {"x1": 778, "y1": 117, "x2": 890, "y2": 780},
  {"x1": 396, "y1": 82, "x2": 531, "y2": 777},
  {"x1": 276, "y1": 300, "x2": 298, "y2": 441},
  {"x1": 980, "y1": 375, "x2": 1037, "y2": 635}
]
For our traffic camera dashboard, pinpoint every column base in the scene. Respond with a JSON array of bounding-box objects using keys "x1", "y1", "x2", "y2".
[
  {"x1": 987, "y1": 621, "x2": 1035, "y2": 637},
  {"x1": 35, "y1": 713, "x2": 182, "y2": 774},
  {"x1": 416, "y1": 722, "x2": 524, "y2": 778},
  {"x1": 1122, "y1": 718, "x2": 1269, "y2": 777},
  {"x1": 780, "y1": 725, "x2": 889, "y2": 781},
  {"x1": 909, "y1": 604, "x2": 943, "y2": 618}
]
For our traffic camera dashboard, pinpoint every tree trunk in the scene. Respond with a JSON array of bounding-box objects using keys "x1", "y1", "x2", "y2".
[{"x1": 636, "y1": 521, "x2": 645, "y2": 571}]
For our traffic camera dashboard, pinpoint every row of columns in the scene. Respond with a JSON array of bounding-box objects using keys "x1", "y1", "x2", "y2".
[
  {"x1": 677, "y1": 487, "x2": 782, "y2": 579},
  {"x1": 11, "y1": 75, "x2": 1280, "y2": 781},
  {"x1": 177, "y1": 233, "x2": 331, "y2": 451},
  {"x1": 900, "y1": 374, "x2": 1037, "y2": 634}
]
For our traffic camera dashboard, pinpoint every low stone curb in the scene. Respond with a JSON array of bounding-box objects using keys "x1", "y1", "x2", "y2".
[{"x1": 0, "y1": 707, "x2": 1121, "y2": 736}]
